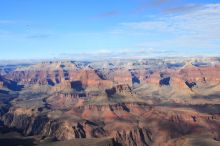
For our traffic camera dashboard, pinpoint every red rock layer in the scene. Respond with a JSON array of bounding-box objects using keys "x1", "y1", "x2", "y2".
[
  {"x1": 113, "y1": 69, "x2": 132, "y2": 86},
  {"x1": 69, "y1": 70, "x2": 113, "y2": 89}
]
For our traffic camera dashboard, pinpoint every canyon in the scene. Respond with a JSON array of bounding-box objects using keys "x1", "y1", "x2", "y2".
[{"x1": 0, "y1": 57, "x2": 220, "y2": 146}]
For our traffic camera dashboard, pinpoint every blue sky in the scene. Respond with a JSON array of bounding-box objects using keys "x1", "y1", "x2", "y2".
[{"x1": 0, "y1": 0, "x2": 220, "y2": 60}]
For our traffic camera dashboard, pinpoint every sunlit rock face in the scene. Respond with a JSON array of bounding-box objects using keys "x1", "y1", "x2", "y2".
[{"x1": 0, "y1": 58, "x2": 220, "y2": 146}]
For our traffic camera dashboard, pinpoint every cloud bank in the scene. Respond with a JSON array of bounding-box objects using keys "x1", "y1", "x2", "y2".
[{"x1": 120, "y1": 3, "x2": 220, "y2": 50}]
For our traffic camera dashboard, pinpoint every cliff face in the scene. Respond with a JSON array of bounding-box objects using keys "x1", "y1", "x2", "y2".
[
  {"x1": 113, "y1": 128, "x2": 153, "y2": 146},
  {"x1": 6, "y1": 70, "x2": 49, "y2": 85},
  {"x1": 2, "y1": 109, "x2": 45, "y2": 136},
  {"x1": 6, "y1": 69, "x2": 113, "y2": 91},
  {"x1": 2, "y1": 104, "x2": 219, "y2": 146},
  {"x1": 106, "y1": 84, "x2": 134, "y2": 97},
  {"x1": 5, "y1": 61, "x2": 220, "y2": 94},
  {"x1": 113, "y1": 69, "x2": 132, "y2": 86},
  {"x1": 69, "y1": 70, "x2": 113, "y2": 90},
  {"x1": 0, "y1": 75, "x2": 23, "y2": 91},
  {"x1": 179, "y1": 66, "x2": 220, "y2": 83}
]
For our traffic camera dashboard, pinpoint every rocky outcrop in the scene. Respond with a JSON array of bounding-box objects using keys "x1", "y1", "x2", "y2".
[
  {"x1": 69, "y1": 70, "x2": 113, "y2": 90},
  {"x1": 179, "y1": 66, "x2": 220, "y2": 84},
  {"x1": 1, "y1": 103, "x2": 220, "y2": 146},
  {"x1": 106, "y1": 84, "x2": 134, "y2": 97},
  {"x1": 113, "y1": 128, "x2": 153, "y2": 146},
  {"x1": 47, "y1": 92, "x2": 86, "y2": 108},
  {"x1": 113, "y1": 69, "x2": 132, "y2": 86},
  {"x1": 0, "y1": 75, "x2": 23, "y2": 91},
  {"x1": 6, "y1": 70, "x2": 49, "y2": 85},
  {"x1": 2, "y1": 112, "x2": 32, "y2": 134},
  {"x1": 170, "y1": 76, "x2": 187, "y2": 89},
  {"x1": 1, "y1": 109, "x2": 84, "y2": 140},
  {"x1": 6, "y1": 68, "x2": 113, "y2": 91},
  {"x1": 42, "y1": 121, "x2": 86, "y2": 140}
]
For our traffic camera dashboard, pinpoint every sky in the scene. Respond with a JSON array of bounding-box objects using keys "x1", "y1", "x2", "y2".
[{"x1": 0, "y1": 0, "x2": 220, "y2": 60}]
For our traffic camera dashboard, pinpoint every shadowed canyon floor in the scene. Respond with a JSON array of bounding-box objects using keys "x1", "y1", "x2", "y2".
[{"x1": 0, "y1": 57, "x2": 220, "y2": 146}]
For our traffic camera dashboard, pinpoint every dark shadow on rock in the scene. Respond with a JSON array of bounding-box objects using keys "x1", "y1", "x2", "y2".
[
  {"x1": 71, "y1": 81, "x2": 84, "y2": 91},
  {"x1": 113, "y1": 140, "x2": 123, "y2": 146},
  {"x1": 47, "y1": 79, "x2": 55, "y2": 86},
  {"x1": 0, "y1": 90, "x2": 9, "y2": 94},
  {"x1": 167, "y1": 63, "x2": 184, "y2": 69},
  {"x1": 191, "y1": 93, "x2": 220, "y2": 99},
  {"x1": 121, "y1": 103, "x2": 130, "y2": 112},
  {"x1": 6, "y1": 81, "x2": 24, "y2": 91},
  {"x1": 84, "y1": 120, "x2": 98, "y2": 126},
  {"x1": 190, "y1": 104, "x2": 220, "y2": 115},
  {"x1": 95, "y1": 70, "x2": 106, "y2": 80},
  {"x1": 192, "y1": 62, "x2": 209, "y2": 67},
  {"x1": 105, "y1": 87, "x2": 116, "y2": 97},
  {"x1": 131, "y1": 72, "x2": 140, "y2": 85},
  {"x1": 185, "y1": 81, "x2": 196, "y2": 89},
  {"x1": 159, "y1": 116, "x2": 205, "y2": 139},
  {"x1": 159, "y1": 77, "x2": 170, "y2": 86},
  {"x1": 0, "y1": 138, "x2": 36, "y2": 146},
  {"x1": 63, "y1": 69, "x2": 69, "y2": 80},
  {"x1": 0, "y1": 76, "x2": 24, "y2": 91}
]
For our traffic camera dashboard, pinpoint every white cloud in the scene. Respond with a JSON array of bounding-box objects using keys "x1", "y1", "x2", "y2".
[
  {"x1": 119, "y1": 3, "x2": 220, "y2": 50},
  {"x1": 59, "y1": 48, "x2": 177, "y2": 61}
]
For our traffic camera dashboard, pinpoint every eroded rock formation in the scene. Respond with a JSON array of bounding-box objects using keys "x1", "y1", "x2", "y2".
[{"x1": 1, "y1": 58, "x2": 220, "y2": 146}]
